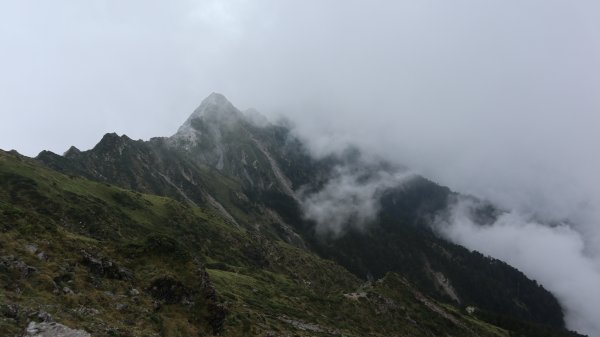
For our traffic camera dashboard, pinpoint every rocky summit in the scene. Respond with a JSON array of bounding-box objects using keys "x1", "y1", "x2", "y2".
[{"x1": 0, "y1": 94, "x2": 586, "y2": 336}]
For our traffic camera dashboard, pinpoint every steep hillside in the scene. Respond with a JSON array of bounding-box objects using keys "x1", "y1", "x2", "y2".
[
  {"x1": 31, "y1": 93, "x2": 584, "y2": 336},
  {"x1": 0, "y1": 149, "x2": 551, "y2": 337}
]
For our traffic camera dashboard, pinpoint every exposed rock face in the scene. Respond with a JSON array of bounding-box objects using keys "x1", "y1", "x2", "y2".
[
  {"x1": 63, "y1": 146, "x2": 81, "y2": 158},
  {"x1": 0, "y1": 255, "x2": 37, "y2": 278},
  {"x1": 80, "y1": 251, "x2": 132, "y2": 280},
  {"x1": 147, "y1": 276, "x2": 193, "y2": 305},
  {"x1": 425, "y1": 261, "x2": 461, "y2": 303},
  {"x1": 168, "y1": 92, "x2": 299, "y2": 199},
  {"x1": 23, "y1": 321, "x2": 91, "y2": 337},
  {"x1": 170, "y1": 92, "x2": 243, "y2": 152}
]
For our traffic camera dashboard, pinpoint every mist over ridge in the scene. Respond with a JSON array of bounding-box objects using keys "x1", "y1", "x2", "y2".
[{"x1": 1, "y1": 1, "x2": 600, "y2": 335}]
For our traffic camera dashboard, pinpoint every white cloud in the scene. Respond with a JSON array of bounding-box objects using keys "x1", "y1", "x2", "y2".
[
  {"x1": 301, "y1": 165, "x2": 413, "y2": 236},
  {"x1": 436, "y1": 198, "x2": 600, "y2": 336}
]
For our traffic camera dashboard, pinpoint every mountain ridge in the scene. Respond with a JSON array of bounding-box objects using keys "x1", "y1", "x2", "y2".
[{"x1": 0, "y1": 93, "x2": 583, "y2": 336}]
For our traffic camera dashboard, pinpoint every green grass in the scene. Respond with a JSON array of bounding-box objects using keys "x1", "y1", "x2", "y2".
[{"x1": 0, "y1": 149, "x2": 535, "y2": 337}]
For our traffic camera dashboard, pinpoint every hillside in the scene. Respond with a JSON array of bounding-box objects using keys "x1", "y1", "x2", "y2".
[
  {"x1": 0, "y1": 93, "x2": 586, "y2": 336},
  {"x1": 0, "y1": 149, "x2": 522, "y2": 337}
]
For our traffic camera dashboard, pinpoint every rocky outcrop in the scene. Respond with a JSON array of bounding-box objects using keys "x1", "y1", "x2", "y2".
[
  {"x1": 24, "y1": 244, "x2": 48, "y2": 261},
  {"x1": 0, "y1": 255, "x2": 36, "y2": 278},
  {"x1": 277, "y1": 316, "x2": 324, "y2": 333},
  {"x1": 147, "y1": 276, "x2": 193, "y2": 305},
  {"x1": 369, "y1": 293, "x2": 401, "y2": 315},
  {"x1": 424, "y1": 260, "x2": 461, "y2": 303},
  {"x1": 22, "y1": 321, "x2": 91, "y2": 337},
  {"x1": 80, "y1": 251, "x2": 132, "y2": 280}
]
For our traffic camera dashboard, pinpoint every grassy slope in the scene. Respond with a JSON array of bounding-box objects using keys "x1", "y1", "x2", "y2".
[{"x1": 0, "y1": 149, "x2": 512, "y2": 336}]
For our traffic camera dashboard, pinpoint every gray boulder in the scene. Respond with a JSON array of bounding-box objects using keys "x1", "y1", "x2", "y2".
[{"x1": 23, "y1": 321, "x2": 91, "y2": 337}]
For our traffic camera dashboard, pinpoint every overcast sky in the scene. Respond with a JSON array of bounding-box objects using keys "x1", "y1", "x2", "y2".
[{"x1": 1, "y1": 1, "x2": 599, "y2": 335}]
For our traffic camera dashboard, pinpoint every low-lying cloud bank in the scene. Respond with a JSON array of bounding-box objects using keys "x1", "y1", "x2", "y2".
[
  {"x1": 300, "y1": 163, "x2": 414, "y2": 237},
  {"x1": 435, "y1": 198, "x2": 600, "y2": 336}
]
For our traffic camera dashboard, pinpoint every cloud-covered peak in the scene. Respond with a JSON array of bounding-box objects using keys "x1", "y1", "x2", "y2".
[
  {"x1": 189, "y1": 92, "x2": 240, "y2": 120},
  {"x1": 202, "y1": 92, "x2": 230, "y2": 107},
  {"x1": 171, "y1": 92, "x2": 243, "y2": 142}
]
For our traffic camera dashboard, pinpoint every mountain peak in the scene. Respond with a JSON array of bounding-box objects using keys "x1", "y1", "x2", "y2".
[
  {"x1": 171, "y1": 93, "x2": 244, "y2": 145},
  {"x1": 204, "y1": 92, "x2": 229, "y2": 105},
  {"x1": 189, "y1": 92, "x2": 239, "y2": 120},
  {"x1": 63, "y1": 146, "x2": 81, "y2": 158}
]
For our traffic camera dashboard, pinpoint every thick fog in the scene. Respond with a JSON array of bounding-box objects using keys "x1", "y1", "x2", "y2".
[{"x1": 1, "y1": 1, "x2": 599, "y2": 335}]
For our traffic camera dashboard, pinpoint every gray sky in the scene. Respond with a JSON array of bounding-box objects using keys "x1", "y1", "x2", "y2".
[{"x1": 1, "y1": 1, "x2": 599, "y2": 335}]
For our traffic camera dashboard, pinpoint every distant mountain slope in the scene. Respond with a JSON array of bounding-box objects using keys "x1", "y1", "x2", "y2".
[{"x1": 32, "y1": 93, "x2": 580, "y2": 335}]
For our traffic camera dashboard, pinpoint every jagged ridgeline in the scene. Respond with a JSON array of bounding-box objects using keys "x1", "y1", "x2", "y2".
[{"x1": 0, "y1": 93, "x2": 584, "y2": 336}]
